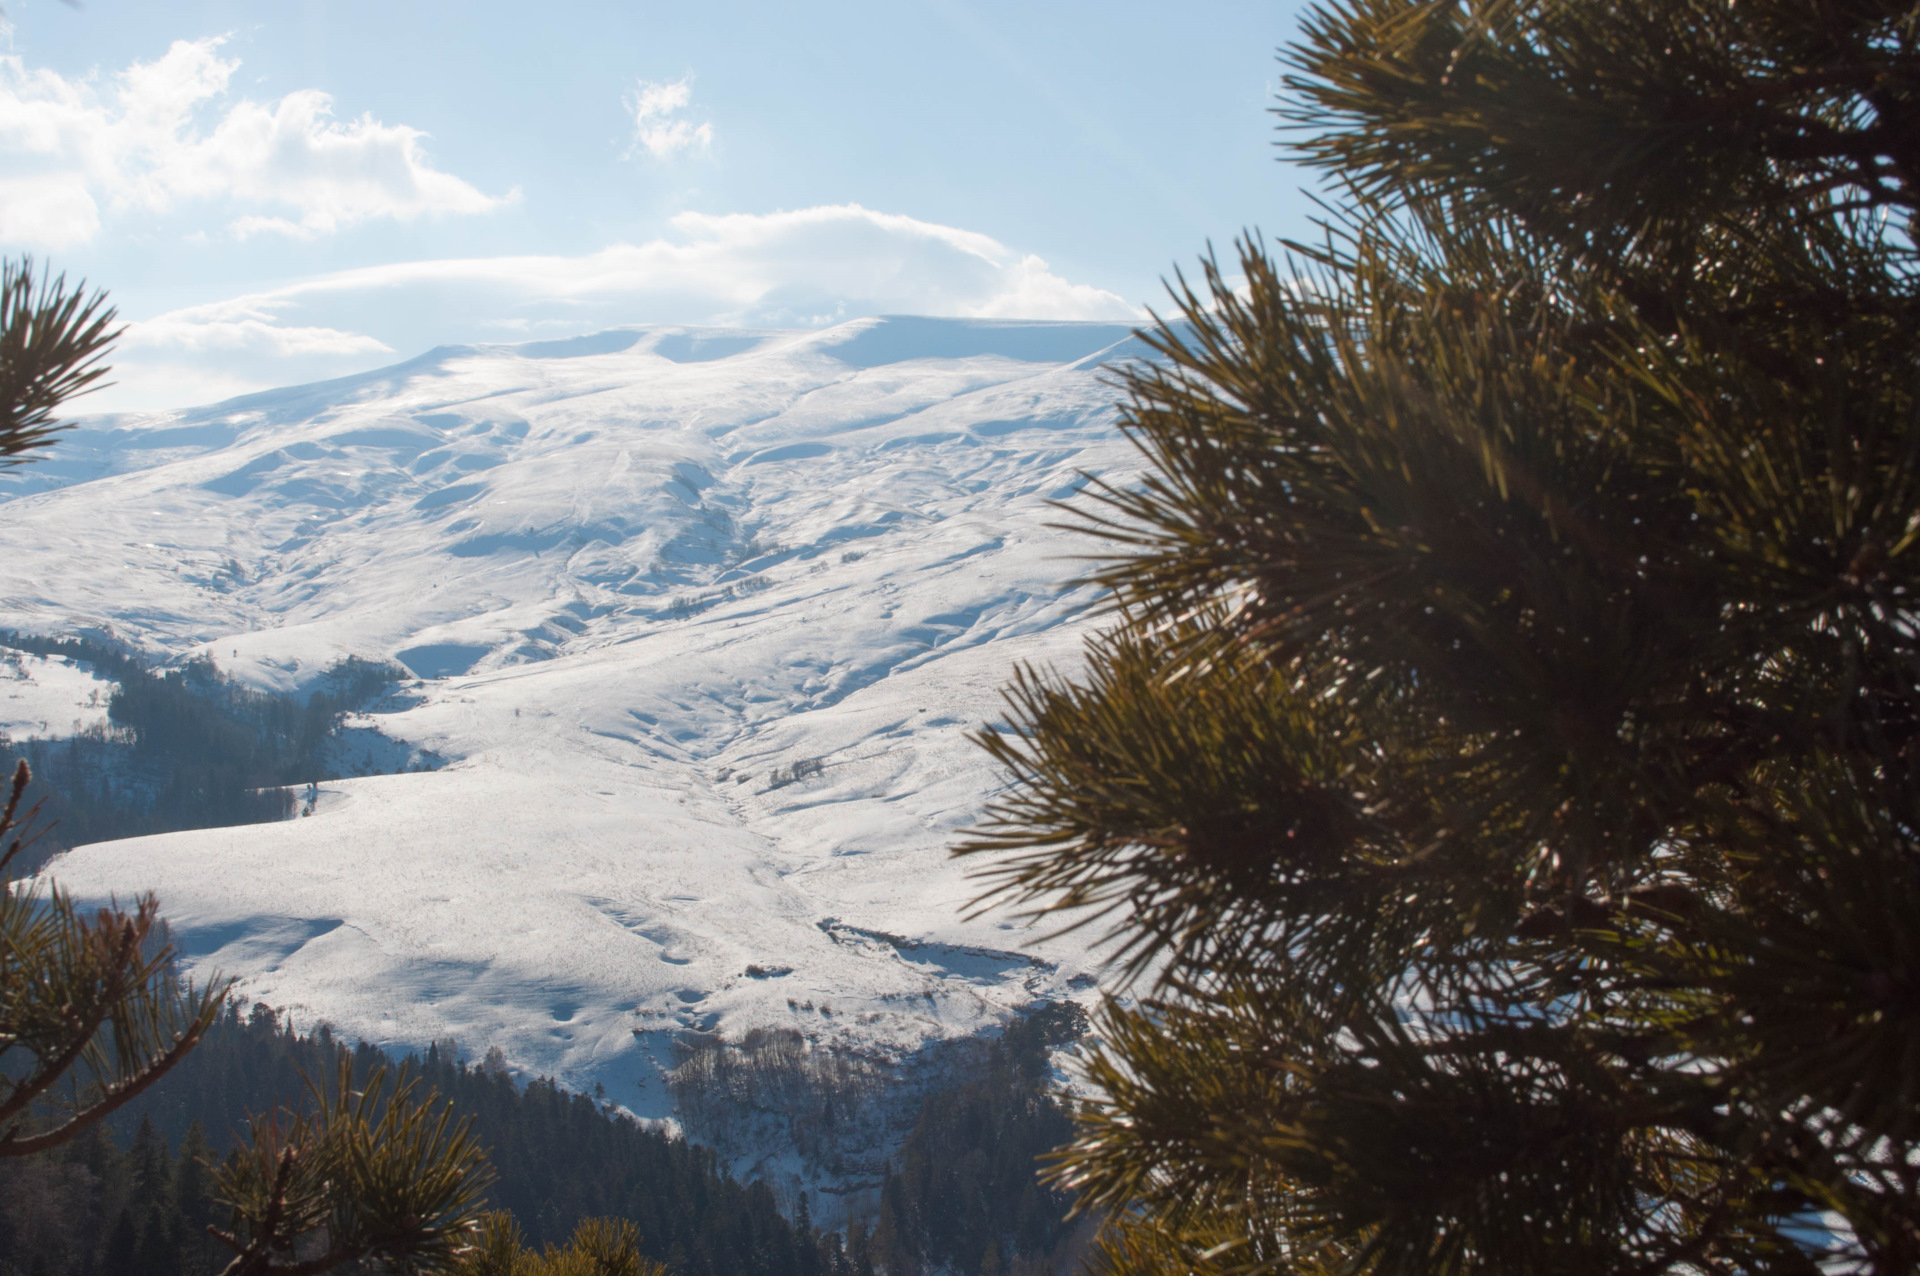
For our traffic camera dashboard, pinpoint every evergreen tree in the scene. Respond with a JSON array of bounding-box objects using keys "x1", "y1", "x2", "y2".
[
  {"x1": 103, "y1": 1208, "x2": 140, "y2": 1275},
  {"x1": 845, "y1": 1220, "x2": 874, "y2": 1276},
  {"x1": 963, "y1": 2, "x2": 1919, "y2": 1272},
  {"x1": 130, "y1": 1116, "x2": 173, "y2": 1212},
  {"x1": 886, "y1": 1004, "x2": 1084, "y2": 1274},
  {"x1": 135, "y1": 1200, "x2": 183, "y2": 1276},
  {"x1": 870, "y1": 1169, "x2": 917, "y2": 1276},
  {"x1": 175, "y1": 1122, "x2": 215, "y2": 1225},
  {"x1": 207, "y1": 1057, "x2": 491, "y2": 1274}
]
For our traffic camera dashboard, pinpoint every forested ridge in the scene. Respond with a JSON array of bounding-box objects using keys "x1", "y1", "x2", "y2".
[
  {"x1": 0, "y1": 1001, "x2": 1089, "y2": 1275},
  {"x1": 0, "y1": 633, "x2": 416, "y2": 858}
]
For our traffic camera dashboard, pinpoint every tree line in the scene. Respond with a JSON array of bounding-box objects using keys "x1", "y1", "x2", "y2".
[
  {"x1": 0, "y1": 999, "x2": 1092, "y2": 1276},
  {"x1": 0, "y1": 633, "x2": 411, "y2": 858}
]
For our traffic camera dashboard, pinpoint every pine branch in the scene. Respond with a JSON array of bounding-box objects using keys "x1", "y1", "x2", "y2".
[
  {"x1": 0, "y1": 257, "x2": 120, "y2": 466},
  {"x1": 0, "y1": 982, "x2": 220, "y2": 1155}
]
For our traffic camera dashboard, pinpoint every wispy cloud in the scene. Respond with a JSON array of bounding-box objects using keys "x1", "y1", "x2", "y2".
[
  {"x1": 100, "y1": 203, "x2": 1142, "y2": 412},
  {"x1": 0, "y1": 37, "x2": 512, "y2": 245},
  {"x1": 624, "y1": 75, "x2": 712, "y2": 160},
  {"x1": 128, "y1": 299, "x2": 395, "y2": 358}
]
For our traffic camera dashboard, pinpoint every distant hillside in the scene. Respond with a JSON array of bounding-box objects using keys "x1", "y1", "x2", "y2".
[{"x1": 3, "y1": 317, "x2": 1137, "y2": 1205}]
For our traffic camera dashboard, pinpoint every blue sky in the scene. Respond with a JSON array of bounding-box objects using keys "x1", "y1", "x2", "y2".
[{"x1": 0, "y1": 0, "x2": 1314, "y2": 411}]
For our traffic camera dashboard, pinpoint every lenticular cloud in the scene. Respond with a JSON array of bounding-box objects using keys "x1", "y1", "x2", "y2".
[{"x1": 109, "y1": 204, "x2": 1142, "y2": 411}]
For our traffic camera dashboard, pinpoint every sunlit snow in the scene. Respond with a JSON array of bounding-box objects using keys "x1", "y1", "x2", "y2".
[
  {"x1": 0, "y1": 316, "x2": 1148, "y2": 1118},
  {"x1": 0, "y1": 650, "x2": 117, "y2": 738}
]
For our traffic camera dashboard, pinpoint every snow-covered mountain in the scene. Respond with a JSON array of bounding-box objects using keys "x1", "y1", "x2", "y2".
[{"x1": 0, "y1": 316, "x2": 1146, "y2": 1122}]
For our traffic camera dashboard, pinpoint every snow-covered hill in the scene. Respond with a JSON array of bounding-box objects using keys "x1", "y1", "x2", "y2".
[{"x1": 0, "y1": 316, "x2": 1144, "y2": 1123}]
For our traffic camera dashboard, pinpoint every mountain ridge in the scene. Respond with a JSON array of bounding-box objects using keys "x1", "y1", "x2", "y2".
[{"x1": 0, "y1": 317, "x2": 1142, "y2": 1176}]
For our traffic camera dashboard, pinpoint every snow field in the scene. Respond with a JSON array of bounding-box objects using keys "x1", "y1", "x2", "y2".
[{"x1": 0, "y1": 317, "x2": 1144, "y2": 1137}]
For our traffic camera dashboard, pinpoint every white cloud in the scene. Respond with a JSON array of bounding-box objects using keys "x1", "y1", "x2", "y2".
[
  {"x1": 0, "y1": 173, "x2": 98, "y2": 246},
  {"x1": 95, "y1": 203, "x2": 1141, "y2": 412},
  {"x1": 128, "y1": 297, "x2": 394, "y2": 359},
  {"x1": 0, "y1": 38, "x2": 510, "y2": 246},
  {"x1": 624, "y1": 76, "x2": 712, "y2": 160}
]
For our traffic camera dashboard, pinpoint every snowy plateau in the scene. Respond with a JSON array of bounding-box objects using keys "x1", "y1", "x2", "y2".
[{"x1": 0, "y1": 316, "x2": 1156, "y2": 1189}]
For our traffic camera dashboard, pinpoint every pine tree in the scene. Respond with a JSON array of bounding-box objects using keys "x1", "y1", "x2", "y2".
[
  {"x1": 135, "y1": 1200, "x2": 183, "y2": 1276},
  {"x1": 103, "y1": 1209, "x2": 139, "y2": 1274},
  {"x1": 207, "y1": 1057, "x2": 492, "y2": 1274},
  {"x1": 175, "y1": 1122, "x2": 215, "y2": 1234},
  {"x1": 963, "y1": 1, "x2": 1918, "y2": 1272},
  {"x1": 130, "y1": 1116, "x2": 172, "y2": 1211},
  {"x1": 870, "y1": 1170, "x2": 918, "y2": 1276},
  {"x1": 845, "y1": 1219, "x2": 875, "y2": 1276}
]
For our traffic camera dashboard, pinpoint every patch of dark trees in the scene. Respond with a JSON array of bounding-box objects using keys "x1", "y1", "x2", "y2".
[
  {"x1": 0, "y1": 1003, "x2": 861, "y2": 1276},
  {"x1": 0, "y1": 633, "x2": 413, "y2": 863},
  {"x1": 0, "y1": 1000, "x2": 1091, "y2": 1275},
  {"x1": 868, "y1": 1001, "x2": 1089, "y2": 1276}
]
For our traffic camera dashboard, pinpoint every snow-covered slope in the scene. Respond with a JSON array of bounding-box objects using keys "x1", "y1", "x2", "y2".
[
  {"x1": 0, "y1": 648, "x2": 117, "y2": 739},
  {"x1": 0, "y1": 316, "x2": 1144, "y2": 1116}
]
